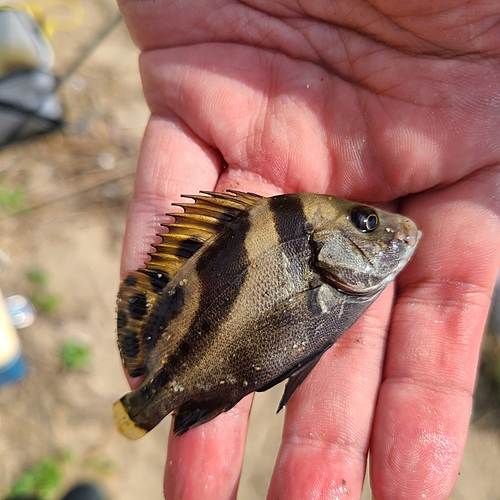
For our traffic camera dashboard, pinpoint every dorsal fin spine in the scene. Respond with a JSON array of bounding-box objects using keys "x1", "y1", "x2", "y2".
[
  {"x1": 168, "y1": 213, "x2": 224, "y2": 227},
  {"x1": 171, "y1": 206, "x2": 236, "y2": 221},
  {"x1": 145, "y1": 191, "x2": 261, "y2": 282},
  {"x1": 196, "y1": 191, "x2": 254, "y2": 207},
  {"x1": 225, "y1": 190, "x2": 262, "y2": 202},
  {"x1": 166, "y1": 223, "x2": 217, "y2": 238},
  {"x1": 180, "y1": 200, "x2": 241, "y2": 215},
  {"x1": 158, "y1": 232, "x2": 204, "y2": 243},
  {"x1": 148, "y1": 250, "x2": 186, "y2": 261}
]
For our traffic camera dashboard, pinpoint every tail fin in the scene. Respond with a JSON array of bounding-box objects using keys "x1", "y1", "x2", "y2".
[
  {"x1": 112, "y1": 370, "x2": 175, "y2": 439},
  {"x1": 112, "y1": 398, "x2": 148, "y2": 440}
]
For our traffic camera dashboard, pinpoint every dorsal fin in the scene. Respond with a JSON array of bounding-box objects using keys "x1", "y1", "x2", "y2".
[
  {"x1": 146, "y1": 190, "x2": 262, "y2": 275},
  {"x1": 117, "y1": 191, "x2": 262, "y2": 378}
]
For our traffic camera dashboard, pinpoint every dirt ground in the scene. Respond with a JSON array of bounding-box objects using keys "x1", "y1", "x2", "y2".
[{"x1": 0, "y1": 1, "x2": 499, "y2": 499}]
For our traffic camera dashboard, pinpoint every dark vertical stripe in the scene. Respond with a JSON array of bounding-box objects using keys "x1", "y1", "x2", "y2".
[
  {"x1": 268, "y1": 194, "x2": 309, "y2": 243},
  {"x1": 269, "y1": 194, "x2": 319, "y2": 317},
  {"x1": 172, "y1": 211, "x2": 252, "y2": 367},
  {"x1": 124, "y1": 274, "x2": 138, "y2": 287},
  {"x1": 144, "y1": 209, "x2": 252, "y2": 376},
  {"x1": 141, "y1": 285, "x2": 185, "y2": 352},
  {"x1": 140, "y1": 268, "x2": 170, "y2": 294},
  {"x1": 161, "y1": 211, "x2": 252, "y2": 377},
  {"x1": 128, "y1": 292, "x2": 148, "y2": 320},
  {"x1": 195, "y1": 210, "x2": 251, "y2": 292}
]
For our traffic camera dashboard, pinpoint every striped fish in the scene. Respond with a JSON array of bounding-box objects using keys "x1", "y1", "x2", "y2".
[{"x1": 113, "y1": 191, "x2": 420, "y2": 439}]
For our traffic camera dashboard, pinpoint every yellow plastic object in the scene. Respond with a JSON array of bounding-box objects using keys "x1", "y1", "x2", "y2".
[
  {"x1": 0, "y1": 0, "x2": 84, "y2": 39},
  {"x1": 0, "y1": 287, "x2": 21, "y2": 370},
  {"x1": 27, "y1": 0, "x2": 84, "y2": 38},
  {"x1": 0, "y1": 8, "x2": 53, "y2": 75}
]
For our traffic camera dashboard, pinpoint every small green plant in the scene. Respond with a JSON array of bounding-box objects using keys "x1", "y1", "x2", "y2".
[
  {"x1": 0, "y1": 187, "x2": 26, "y2": 211},
  {"x1": 60, "y1": 340, "x2": 92, "y2": 370},
  {"x1": 27, "y1": 268, "x2": 50, "y2": 286},
  {"x1": 31, "y1": 291, "x2": 62, "y2": 315},
  {"x1": 26, "y1": 268, "x2": 62, "y2": 315},
  {"x1": 8, "y1": 455, "x2": 68, "y2": 500}
]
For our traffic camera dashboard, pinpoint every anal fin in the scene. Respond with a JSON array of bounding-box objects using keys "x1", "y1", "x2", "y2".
[{"x1": 173, "y1": 401, "x2": 230, "y2": 436}]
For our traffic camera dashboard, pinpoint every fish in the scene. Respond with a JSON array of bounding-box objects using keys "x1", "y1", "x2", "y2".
[{"x1": 112, "y1": 191, "x2": 420, "y2": 439}]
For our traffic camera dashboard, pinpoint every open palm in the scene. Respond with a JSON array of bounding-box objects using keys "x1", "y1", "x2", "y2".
[{"x1": 117, "y1": 1, "x2": 500, "y2": 498}]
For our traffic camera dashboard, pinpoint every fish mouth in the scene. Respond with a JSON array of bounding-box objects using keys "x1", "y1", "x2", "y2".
[
  {"x1": 372, "y1": 222, "x2": 422, "y2": 287},
  {"x1": 395, "y1": 219, "x2": 421, "y2": 249}
]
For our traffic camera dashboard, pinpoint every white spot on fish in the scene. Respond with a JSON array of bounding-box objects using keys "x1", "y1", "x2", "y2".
[{"x1": 170, "y1": 380, "x2": 184, "y2": 393}]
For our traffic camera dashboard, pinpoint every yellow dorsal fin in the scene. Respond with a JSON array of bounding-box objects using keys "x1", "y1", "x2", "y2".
[{"x1": 145, "y1": 191, "x2": 262, "y2": 276}]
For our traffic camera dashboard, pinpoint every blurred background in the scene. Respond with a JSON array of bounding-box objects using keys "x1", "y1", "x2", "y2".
[{"x1": 0, "y1": 0, "x2": 499, "y2": 498}]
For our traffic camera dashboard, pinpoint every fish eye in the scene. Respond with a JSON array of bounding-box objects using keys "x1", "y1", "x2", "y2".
[{"x1": 350, "y1": 205, "x2": 379, "y2": 233}]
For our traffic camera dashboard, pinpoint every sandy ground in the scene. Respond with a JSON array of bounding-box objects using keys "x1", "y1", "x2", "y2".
[{"x1": 0, "y1": 1, "x2": 499, "y2": 499}]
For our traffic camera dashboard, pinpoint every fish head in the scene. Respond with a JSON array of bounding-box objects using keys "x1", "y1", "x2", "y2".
[{"x1": 309, "y1": 197, "x2": 421, "y2": 297}]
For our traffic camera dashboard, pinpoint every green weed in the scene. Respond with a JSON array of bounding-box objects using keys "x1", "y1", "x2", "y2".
[
  {"x1": 7, "y1": 454, "x2": 69, "y2": 500},
  {"x1": 60, "y1": 340, "x2": 92, "y2": 371},
  {"x1": 31, "y1": 291, "x2": 62, "y2": 315},
  {"x1": 26, "y1": 268, "x2": 62, "y2": 315},
  {"x1": 26, "y1": 268, "x2": 51, "y2": 286},
  {"x1": 0, "y1": 187, "x2": 26, "y2": 212}
]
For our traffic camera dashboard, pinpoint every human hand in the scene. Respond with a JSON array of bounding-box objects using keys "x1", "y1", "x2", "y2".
[{"x1": 116, "y1": 1, "x2": 500, "y2": 498}]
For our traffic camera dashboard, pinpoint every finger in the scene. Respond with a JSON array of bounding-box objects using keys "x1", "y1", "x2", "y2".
[
  {"x1": 267, "y1": 285, "x2": 395, "y2": 499},
  {"x1": 164, "y1": 395, "x2": 253, "y2": 500},
  {"x1": 119, "y1": 113, "x2": 221, "y2": 391},
  {"x1": 120, "y1": 113, "x2": 222, "y2": 274},
  {"x1": 121, "y1": 115, "x2": 256, "y2": 497},
  {"x1": 125, "y1": 116, "x2": 305, "y2": 498},
  {"x1": 370, "y1": 168, "x2": 500, "y2": 499},
  {"x1": 162, "y1": 165, "x2": 291, "y2": 499}
]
